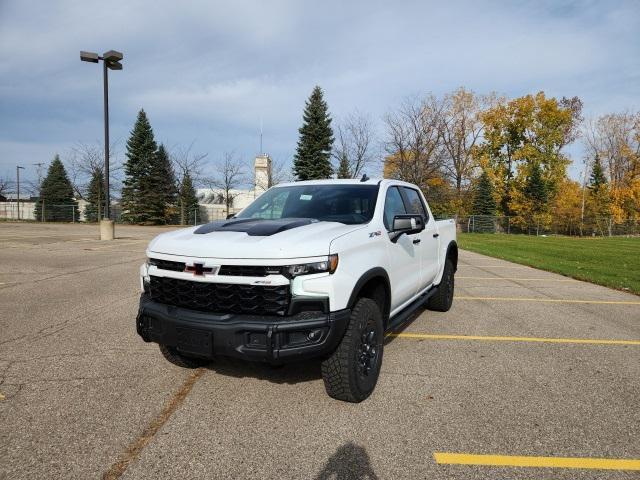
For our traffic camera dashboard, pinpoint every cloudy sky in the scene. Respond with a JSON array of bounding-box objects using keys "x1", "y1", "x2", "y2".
[{"x1": 1, "y1": 0, "x2": 639, "y2": 187}]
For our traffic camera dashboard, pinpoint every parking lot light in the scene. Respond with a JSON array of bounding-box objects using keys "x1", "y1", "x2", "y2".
[{"x1": 80, "y1": 49, "x2": 123, "y2": 240}]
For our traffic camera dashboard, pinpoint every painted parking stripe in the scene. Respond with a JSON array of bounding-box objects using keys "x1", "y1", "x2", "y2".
[
  {"x1": 455, "y1": 296, "x2": 640, "y2": 305},
  {"x1": 460, "y1": 265, "x2": 532, "y2": 269},
  {"x1": 458, "y1": 276, "x2": 577, "y2": 282},
  {"x1": 433, "y1": 452, "x2": 640, "y2": 470},
  {"x1": 388, "y1": 333, "x2": 640, "y2": 345}
]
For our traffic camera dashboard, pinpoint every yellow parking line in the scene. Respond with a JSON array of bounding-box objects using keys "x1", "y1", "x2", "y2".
[
  {"x1": 460, "y1": 265, "x2": 531, "y2": 269},
  {"x1": 458, "y1": 276, "x2": 577, "y2": 282},
  {"x1": 433, "y1": 452, "x2": 640, "y2": 470},
  {"x1": 388, "y1": 333, "x2": 640, "y2": 345},
  {"x1": 456, "y1": 296, "x2": 640, "y2": 305}
]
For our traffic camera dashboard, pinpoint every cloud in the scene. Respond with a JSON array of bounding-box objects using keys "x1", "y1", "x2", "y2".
[{"x1": 1, "y1": 0, "x2": 639, "y2": 182}]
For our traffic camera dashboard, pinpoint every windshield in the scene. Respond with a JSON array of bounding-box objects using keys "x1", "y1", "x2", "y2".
[{"x1": 236, "y1": 184, "x2": 379, "y2": 225}]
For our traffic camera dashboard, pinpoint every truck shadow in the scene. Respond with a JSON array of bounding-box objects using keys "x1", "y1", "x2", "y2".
[
  {"x1": 205, "y1": 357, "x2": 322, "y2": 385},
  {"x1": 314, "y1": 442, "x2": 379, "y2": 480}
]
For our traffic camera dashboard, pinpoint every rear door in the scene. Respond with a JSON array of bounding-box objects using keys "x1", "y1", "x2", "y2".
[
  {"x1": 400, "y1": 187, "x2": 440, "y2": 288},
  {"x1": 383, "y1": 186, "x2": 421, "y2": 310}
]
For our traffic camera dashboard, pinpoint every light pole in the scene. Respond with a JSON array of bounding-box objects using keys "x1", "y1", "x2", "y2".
[
  {"x1": 80, "y1": 49, "x2": 123, "y2": 239},
  {"x1": 16, "y1": 165, "x2": 25, "y2": 220}
]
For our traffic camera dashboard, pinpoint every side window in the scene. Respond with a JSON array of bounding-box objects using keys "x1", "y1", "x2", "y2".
[
  {"x1": 383, "y1": 187, "x2": 407, "y2": 230},
  {"x1": 401, "y1": 187, "x2": 428, "y2": 221}
]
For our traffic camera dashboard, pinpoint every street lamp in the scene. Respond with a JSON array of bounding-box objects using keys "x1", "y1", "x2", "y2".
[
  {"x1": 16, "y1": 165, "x2": 25, "y2": 220},
  {"x1": 80, "y1": 49, "x2": 123, "y2": 239}
]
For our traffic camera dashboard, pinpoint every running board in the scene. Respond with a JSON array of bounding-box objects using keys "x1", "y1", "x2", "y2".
[{"x1": 386, "y1": 286, "x2": 437, "y2": 333}]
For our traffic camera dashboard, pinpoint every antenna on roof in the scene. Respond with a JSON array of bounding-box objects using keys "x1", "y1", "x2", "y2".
[
  {"x1": 259, "y1": 117, "x2": 263, "y2": 155},
  {"x1": 360, "y1": 173, "x2": 370, "y2": 182}
]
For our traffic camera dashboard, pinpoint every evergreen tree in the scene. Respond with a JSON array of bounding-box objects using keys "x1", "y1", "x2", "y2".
[
  {"x1": 587, "y1": 154, "x2": 611, "y2": 220},
  {"x1": 472, "y1": 170, "x2": 496, "y2": 215},
  {"x1": 293, "y1": 86, "x2": 334, "y2": 180},
  {"x1": 34, "y1": 155, "x2": 77, "y2": 222},
  {"x1": 121, "y1": 109, "x2": 157, "y2": 224},
  {"x1": 84, "y1": 168, "x2": 105, "y2": 222},
  {"x1": 145, "y1": 143, "x2": 177, "y2": 224},
  {"x1": 336, "y1": 153, "x2": 351, "y2": 179},
  {"x1": 588, "y1": 154, "x2": 607, "y2": 191},
  {"x1": 471, "y1": 170, "x2": 497, "y2": 232},
  {"x1": 524, "y1": 162, "x2": 548, "y2": 214},
  {"x1": 179, "y1": 172, "x2": 199, "y2": 225}
]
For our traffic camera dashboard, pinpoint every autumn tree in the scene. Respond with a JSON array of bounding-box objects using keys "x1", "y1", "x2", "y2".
[
  {"x1": 439, "y1": 88, "x2": 496, "y2": 192},
  {"x1": 383, "y1": 95, "x2": 443, "y2": 190},
  {"x1": 583, "y1": 111, "x2": 640, "y2": 221},
  {"x1": 293, "y1": 86, "x2": 334, "y2": 180},
  {"x1": 478, "y1": 92, "x2": 578, "y2": 217}
]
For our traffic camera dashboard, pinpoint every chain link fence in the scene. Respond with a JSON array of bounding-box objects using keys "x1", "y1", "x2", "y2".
[
  {"x1": 0, "y1": 202, "x2": 241, "y2": 225},
  {"x1": 456, "y1": 215, "x2": 640, "y2": 237}
]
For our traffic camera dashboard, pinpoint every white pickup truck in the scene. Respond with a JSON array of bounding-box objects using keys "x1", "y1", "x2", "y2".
[{"x1": 137, "y1": 178, "x2": 457, "y2": 402}]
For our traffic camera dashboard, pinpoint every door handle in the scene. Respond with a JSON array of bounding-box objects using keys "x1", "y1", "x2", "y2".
[
  {"x1": 433, "y1": 233, "x2": 439, "y2": 238},
  {"x1": 413, "y1": 239, "x2": 421, "y2": 244}
]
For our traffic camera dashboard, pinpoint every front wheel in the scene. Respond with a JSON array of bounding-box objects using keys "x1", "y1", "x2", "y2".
[
  {"x1": 321, "y1": 298, "x2": 384, "y2": 402},
  {"x1": 427, "y1": 258, "x2": 455, "y2": 312}
]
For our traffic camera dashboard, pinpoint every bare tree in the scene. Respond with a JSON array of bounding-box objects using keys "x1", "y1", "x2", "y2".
[
  {"x1": 267, "y1": 157, "x2": 294, "y2": 188},
  {"x1": 171, "y1": 142, "x2": 209, "y2": 224},
  {"x1": 0, "y1": 175, "x2": 11, "y2": 198},
  {"x1": 583, "y1": 111, "x2": 640, "y2": 187},
  {"x1": 383, "y1": 95, "x2": 444, "y2": 190},
  {"x1": 439, "y1": 88, "x2": 496, "y2": 192},
  {"x1": 208, "y1": 152, "x2": 247, "y2": 216},
  {"x1": 333, "y1": 111, "x2": 374, "y2": 178}
]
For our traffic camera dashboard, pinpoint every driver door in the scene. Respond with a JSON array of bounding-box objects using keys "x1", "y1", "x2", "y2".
[{"x1": 383, "y1": 186, "x2": 421, "y2": 311}]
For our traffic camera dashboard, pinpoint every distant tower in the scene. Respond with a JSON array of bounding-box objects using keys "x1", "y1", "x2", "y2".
[{"x1": 254, "y1": 154, "x2": 272, "y2": 196}]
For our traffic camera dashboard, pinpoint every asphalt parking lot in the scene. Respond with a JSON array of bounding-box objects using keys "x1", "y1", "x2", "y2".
[{"x1": 1, "y1": 222, "x2": 639, "y2": 479}]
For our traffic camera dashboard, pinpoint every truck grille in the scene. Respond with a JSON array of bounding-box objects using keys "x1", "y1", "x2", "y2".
[
  {"x1": 149, "y1": 258, "x2": 185, "y2": 272},
  {"x1": 218, "y1": 265, "x2": 283, "y2": 277},
  {"x1": 149, "y1": 276, "x2": 290, "y2": 316}
]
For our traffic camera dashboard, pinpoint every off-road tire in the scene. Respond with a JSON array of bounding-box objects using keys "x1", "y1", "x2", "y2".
[
  {"x1": 159, "y1": 344, "x2": 208, "y2": 368},
  {"x1": 427, "y1": 258, "x2": 454, "y2": 312},
  {"x1": 321, "y1": 298, "x2": 384, "y2": 402}
]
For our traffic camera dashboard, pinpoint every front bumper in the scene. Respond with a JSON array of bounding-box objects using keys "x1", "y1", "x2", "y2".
[{"x1": 136, "y1": 294, "x2": 351, "y2": 363}]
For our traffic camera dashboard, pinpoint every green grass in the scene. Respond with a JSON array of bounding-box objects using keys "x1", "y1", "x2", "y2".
[{"x1": 457, "y1": 233, "x2": 640, "y2": 295}]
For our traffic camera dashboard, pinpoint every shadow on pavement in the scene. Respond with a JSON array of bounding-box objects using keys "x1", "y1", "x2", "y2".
[
  {"x1": 205, "y1": 357, "x2": 322, "y2": 385},
  {"x1": 314, "y1": 442, "x2": 378, "y2": 480}
]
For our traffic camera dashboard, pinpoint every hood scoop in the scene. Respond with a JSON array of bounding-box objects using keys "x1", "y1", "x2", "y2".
[{"x1": 194, "y1": 218, "x2": 317, "y2": 237}]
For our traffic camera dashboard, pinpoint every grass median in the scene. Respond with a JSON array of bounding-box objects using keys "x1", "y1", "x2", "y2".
[{"x1": 458, "y1": 233, "x2": 640, "y2": 295}]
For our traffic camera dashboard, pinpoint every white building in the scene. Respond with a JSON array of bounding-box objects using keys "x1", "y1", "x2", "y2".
[{"x1": 196, "y1": 154, "x2": 272, "y2": 221}]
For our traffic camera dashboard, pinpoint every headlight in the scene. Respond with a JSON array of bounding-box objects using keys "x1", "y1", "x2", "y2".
[{"x1": 285, "y1": 254, "x2": 338, "y2": 278}]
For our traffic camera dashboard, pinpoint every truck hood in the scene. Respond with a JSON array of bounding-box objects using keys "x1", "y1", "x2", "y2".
[{"x1": 147, "y1": 219, "x2": 365, "y2": 259}]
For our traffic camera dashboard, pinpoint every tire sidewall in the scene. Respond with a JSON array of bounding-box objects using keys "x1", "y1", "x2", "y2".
[{"x1": 350, "y1": 299, "x2": 384, "y2": 399}]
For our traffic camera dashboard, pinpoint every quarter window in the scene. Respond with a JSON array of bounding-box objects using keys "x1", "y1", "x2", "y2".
[
  {"x1": 401, "y1": 187, "x2": 428, "y2": 220},
  {"x1": 383, "y1": 187, "x2": 407, "y2": 230}
]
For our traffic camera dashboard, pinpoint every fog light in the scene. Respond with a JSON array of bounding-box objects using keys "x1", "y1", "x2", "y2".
[{"x1": 308, "y1": 329, "x2": 323, "y2": 341}]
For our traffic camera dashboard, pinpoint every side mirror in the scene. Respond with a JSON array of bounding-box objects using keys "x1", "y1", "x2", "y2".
[
  {"x1": 226, "y1": 213, "x2": 236, "y2": 219},
  {"x1": 390, "y1": 214, "x2": 425, "y2": 243}
]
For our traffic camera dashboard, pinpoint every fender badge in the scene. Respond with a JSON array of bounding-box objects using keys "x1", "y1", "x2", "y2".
[{"x1": 369, "y1": 231, "x2": 381, "y2": 238}]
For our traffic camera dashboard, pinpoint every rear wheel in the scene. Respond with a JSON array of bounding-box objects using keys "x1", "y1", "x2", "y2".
[
  {"x1": 321, "y1": 298, "x2": 384, "y2": 402},
  {"x1": 427, "y1": 258, "x2": 455, "y2": 312},
  {"x1": 159, "y1": 344, "x2": 208, "y2": 368}
]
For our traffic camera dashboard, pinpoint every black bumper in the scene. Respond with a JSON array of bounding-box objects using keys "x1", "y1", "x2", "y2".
[{"x1": 136, "y1": 294, "x2": 351, "y2": 363}]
